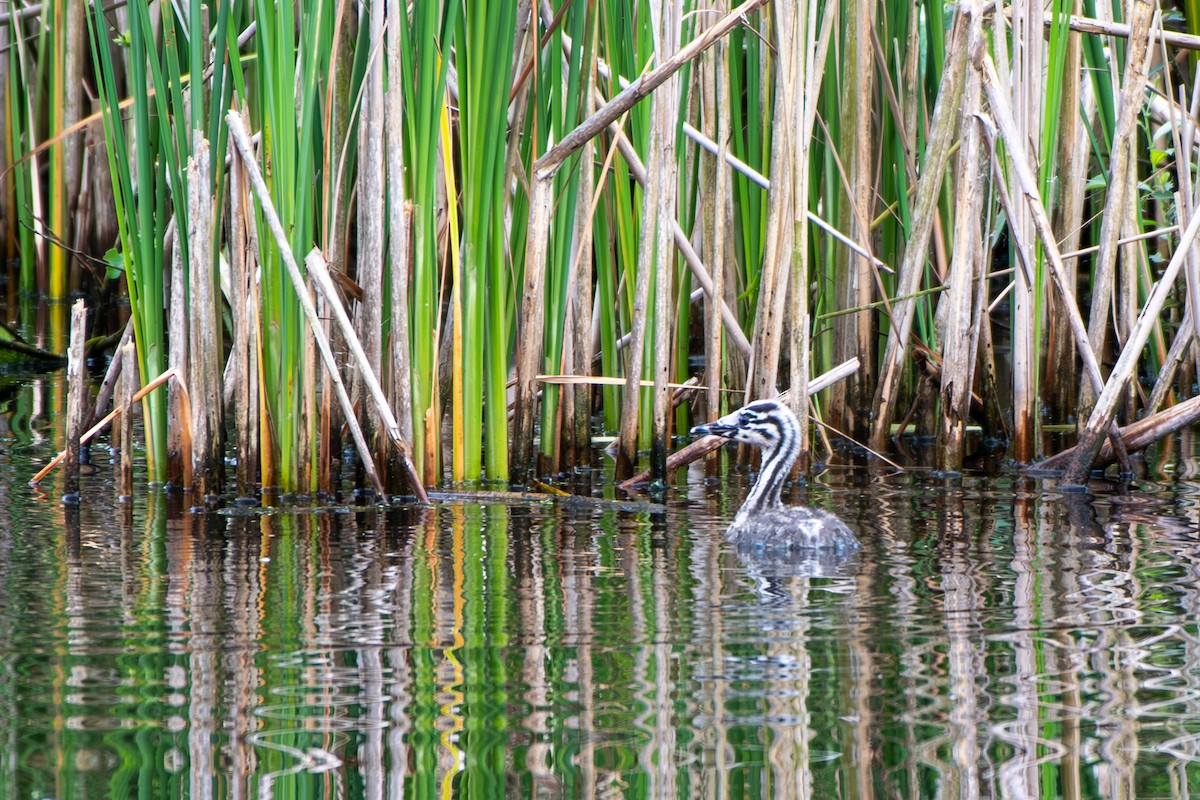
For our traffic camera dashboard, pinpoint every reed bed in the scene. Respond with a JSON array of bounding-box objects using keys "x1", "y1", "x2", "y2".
[{"x1": 4, "y1": 0, "x2": 1200, "y2": 498}]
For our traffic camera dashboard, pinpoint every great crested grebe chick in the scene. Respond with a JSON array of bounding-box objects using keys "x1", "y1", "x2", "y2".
[{"x1": 691, "y1": 399, "x2": 859, "y2": 554}]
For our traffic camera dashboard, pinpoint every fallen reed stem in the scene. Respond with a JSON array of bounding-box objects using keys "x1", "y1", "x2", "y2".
[
  {"x1": 31, "y1": 367, "x2": 178, "y2": 486},
  {"x1": 1036, "y1": 393, "x2": 1200, "y2": 471}
]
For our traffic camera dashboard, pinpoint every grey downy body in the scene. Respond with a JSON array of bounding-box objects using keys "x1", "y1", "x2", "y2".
[{"x1": 692, "y1": 399, "x2": 859, "y2": 554}]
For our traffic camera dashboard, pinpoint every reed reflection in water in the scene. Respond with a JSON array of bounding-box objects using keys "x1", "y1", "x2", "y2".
[{"x1": 1, "y1": 470, "x2": 1200, "y2": 798}]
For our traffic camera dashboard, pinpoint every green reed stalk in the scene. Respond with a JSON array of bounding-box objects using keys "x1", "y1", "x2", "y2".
[
  {"x1": 456, "y1": 0, "x2": 518, "y2": 481},
  {"x1": 47, "y1": 0, "x2": 65, "y2": 299},
  {"x1": 88, "y1": 0, "x2": 196, "y2": 482},
  {"x1": 593, "y1": 191, "x2": 622, "y2": 432},
  {"x1": 909, "y1": 0, "x2": 946, "y2": 380},
  {"x1": 251, "y1": 0, "x2": 336, "y2": 490},
  {"x1": 728, "y1": 22, "x2": 767, "y2": 321},
  {"x1": 397, "y1": 1, "x2": 458, "y2": 484},
  {"x1": 872, "y1": 0, "x2": 914, "y2": 359},
  {"x1": 4, "y1": 50, "x2": 36, "y2": 294}
]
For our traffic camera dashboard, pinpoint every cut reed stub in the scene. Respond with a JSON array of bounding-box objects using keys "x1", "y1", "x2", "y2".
[{"x1": 63, "y1": 299, "x2": 88, "y2": 505}]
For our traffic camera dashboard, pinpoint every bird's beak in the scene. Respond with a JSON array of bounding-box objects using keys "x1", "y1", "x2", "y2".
[{"x1": 691, "y1": 421, "x2": 736, "y2": 439}]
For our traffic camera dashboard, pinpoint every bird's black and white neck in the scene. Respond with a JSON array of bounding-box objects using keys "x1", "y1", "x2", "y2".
[{"x1": 692, "y1": 399, "x2": 858, "y2": 554}]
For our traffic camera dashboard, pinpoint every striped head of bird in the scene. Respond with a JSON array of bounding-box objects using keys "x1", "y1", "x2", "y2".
[{"x1": 690, "y1": 399, "x2": 800, "y2": 458}]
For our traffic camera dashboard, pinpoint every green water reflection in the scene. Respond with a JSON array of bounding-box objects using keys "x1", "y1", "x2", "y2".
[{"x1": 3, "y1": 387, "x2": 1200, "y2": 797}]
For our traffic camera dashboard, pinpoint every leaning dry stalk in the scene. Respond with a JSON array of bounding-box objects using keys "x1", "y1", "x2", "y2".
[
  {"x1": 32, "y1": 368, "x2": 180, "y2": 486},
  {"x1": 1025, "y1": 8, "x2": 1200, "y2": 51},
  {"x1": 225, "y1": 110, "x2": 391, "y2": 500},
  {"x1": 305, "y1": 250, "x2": 428, "y2": 501},
  {"x1": 1040, "y1": 392, "x2": 1200, "y2": 471},
  {"x1": 1061, "y1": 194, "x2": 1200, "y2": 482},
  {"x1": 869, "y1": 3, "x2": 974, "y2": 454}
]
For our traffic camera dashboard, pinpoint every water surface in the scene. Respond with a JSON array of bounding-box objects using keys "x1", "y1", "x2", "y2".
[{"x1": 2, "y1": 381, "x2": 1200, "y2": 798}]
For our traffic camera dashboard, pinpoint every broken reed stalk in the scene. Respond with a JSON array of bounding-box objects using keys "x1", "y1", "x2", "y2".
[
  {"x1": 512, "y1": 174, "x2": 552, "y2": 487},
  {"x1": 31, "y1": 367, "x2": 181, "y2": 486},
  {"x1": 224, "y1": 110, "x2": 391, "y2": 501},
  {"x1": 617, "y1": 357, "x2": 860, "y2": 489},
  {"x1": 118, "y1": 341, "x2": 136, "y2": 497},
  {"x1": 188, "y1": 133, "x2": 224, "y2": 493},
  {"x1": 229, "y1": 108, "x2": 260, "y2": 497},
  {"x1": 63, "y1": 298, "x2": 87, "y2": 501},
  {"x1": 167, "y1": 229, "x2": 187, "y2": 487}
]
